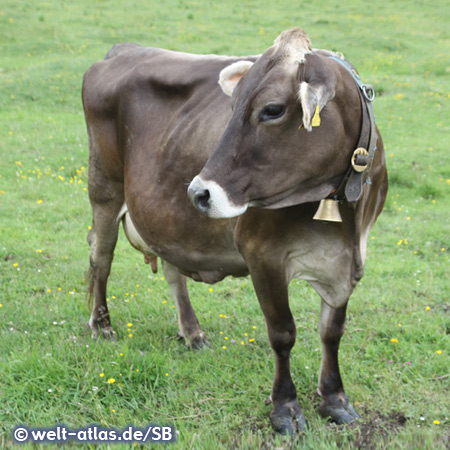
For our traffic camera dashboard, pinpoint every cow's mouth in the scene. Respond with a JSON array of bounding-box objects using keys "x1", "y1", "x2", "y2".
[{"x1": 188, "y1": 176, "x2": 248, "y2": 219}]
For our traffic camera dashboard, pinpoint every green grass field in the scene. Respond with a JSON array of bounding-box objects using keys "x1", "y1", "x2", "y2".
[{"x1": 1, "y1": 0, "x2": 449, "y2": 448}]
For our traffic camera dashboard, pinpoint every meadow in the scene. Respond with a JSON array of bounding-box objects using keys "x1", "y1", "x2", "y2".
[{"x1": 0, "y1": 0, "x2": 449, "y2": 448}]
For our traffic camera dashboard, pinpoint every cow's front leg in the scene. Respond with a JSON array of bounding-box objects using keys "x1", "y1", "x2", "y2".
[
  {"x1": 162, "y1": 261, "x2": 208, "y2": 349},
  {"x1": 251, "y1": 269, "x2": 307, "y2": 434},
  {"x1": 318, "y1": 300, "x2": 360, "y2": 423}
]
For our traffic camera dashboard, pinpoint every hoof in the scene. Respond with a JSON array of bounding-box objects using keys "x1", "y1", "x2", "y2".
[
  {"x1": 100, "y1": 326, "x2": 117, "y2": 342},
  {"x1": 177, "y1": 332, "x2": 209, "y2": 350},
  {"x1": 319, "y1": 394, "x2": 360, "y2": 424},
  {"x1": 89, "y1": 323, "x2": 117, "y2": 342},
  {"x1": 190, "y1": 334, "x2": 210, "y2": 350},
  {"x1": 271, "y1": 413, "x2": 308, "y2": 435},
  {"x1": 270, "y1": 402, "x2": 308, "y2": 435}
]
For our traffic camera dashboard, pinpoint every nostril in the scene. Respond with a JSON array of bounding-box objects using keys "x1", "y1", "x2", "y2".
[{"x1": 194, "y1": 189, "x2": 210, "y2": 211}]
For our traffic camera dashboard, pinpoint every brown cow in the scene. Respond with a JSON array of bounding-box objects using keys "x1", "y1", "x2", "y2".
[{"x1": 82, "y1": 27, "x2": 387, "y2": 434}]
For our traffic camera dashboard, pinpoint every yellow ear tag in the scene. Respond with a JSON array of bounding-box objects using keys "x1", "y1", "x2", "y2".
[{"x1": 311, "y1": 104, "x2": 321, "y2": 127}]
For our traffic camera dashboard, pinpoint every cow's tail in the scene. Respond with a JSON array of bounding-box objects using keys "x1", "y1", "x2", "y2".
[
  {"x1": 85, "y1": 223, "x2": 96, "y2": 311},
  {"x1": 86, "y1": 266, "x2": 95, "y2": 311}
]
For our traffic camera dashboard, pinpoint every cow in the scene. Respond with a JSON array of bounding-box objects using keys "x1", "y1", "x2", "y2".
[{"x1": 82, "y1": 27, "x2": 387, "y2": 434}]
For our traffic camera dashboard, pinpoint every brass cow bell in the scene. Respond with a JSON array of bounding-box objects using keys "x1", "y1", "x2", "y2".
[{"x1": 313, "y1": 199, "x2": 343, "y2": 223}]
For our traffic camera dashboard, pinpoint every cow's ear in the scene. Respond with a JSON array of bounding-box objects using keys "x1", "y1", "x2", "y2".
[
  {"x1": 219, "y1": 60, "x2": 254, "y2": 96},
  {"x1": 298, "y1": 81, "x2": 335, "y2": 131}
]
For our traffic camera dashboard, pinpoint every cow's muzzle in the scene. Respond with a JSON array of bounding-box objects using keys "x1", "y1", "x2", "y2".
[{"x1": 188, "y1": 176, "x2": 248, "y2": 219}]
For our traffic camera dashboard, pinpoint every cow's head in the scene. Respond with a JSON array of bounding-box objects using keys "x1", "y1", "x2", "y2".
[{"x1": 188, "y1": 28, "x2": 360, "y2": 218}]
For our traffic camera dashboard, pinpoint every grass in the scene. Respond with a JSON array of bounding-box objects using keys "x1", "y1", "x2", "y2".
[{"x1": 1, "y1": 0, "x2": 449, "y2": 448}]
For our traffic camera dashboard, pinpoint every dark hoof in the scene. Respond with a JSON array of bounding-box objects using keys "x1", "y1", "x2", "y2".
[
  {"x1": 177, "y1": 332, "x2": 209, "y2": 349},
  {"x1": 271, "y1": 413, "x2": 308, "y2": 435},
  {"x1": 319, "y1": 394, "x2": 360, "y2": 424},
  {"x1": 270, "y1": 402, "x2": 308, "y2": 435},
  {"x1": 89, "y1": 322, "x2": 117, "y2": 342},
  {"x1": 190, "y1": 334, "x2": 210, "y2": 350}
]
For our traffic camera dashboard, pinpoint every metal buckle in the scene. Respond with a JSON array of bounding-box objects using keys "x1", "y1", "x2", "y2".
[
  {"x1": 362, "y1": 84, "x2": 375, "y2": 102},
  {"x1": 351, "y1": 148, "x2": 369, "y2": 172}
]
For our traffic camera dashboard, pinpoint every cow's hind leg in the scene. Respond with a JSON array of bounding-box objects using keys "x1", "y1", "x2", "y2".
[
  {"x1": 87, "y1": 189, "x2": 123, "y2": 341},
  {"x1": 161, "y1": 260, "x2": 208, "y2": 349},
  {"x1": 318, "y1": 300, "x2": 360, "y2": 423}
]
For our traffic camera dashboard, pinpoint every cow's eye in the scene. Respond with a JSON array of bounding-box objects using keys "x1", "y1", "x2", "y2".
[{"x1": 260, "y1": 104, "x2": 286, "y2": 121}]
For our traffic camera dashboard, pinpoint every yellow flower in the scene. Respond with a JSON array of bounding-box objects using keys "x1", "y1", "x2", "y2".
[
  {"x1": 426, "y1": 306, "x2": 430, "y2": 311},
  {"x1": 119, "y1": 353, "x2": 123, "y2": 357},
  {"x1": 436, "y1": 350, "x2": 442, "y2": 355},
  {"x1": 249, "y1": 339, "x2": 255, "y2": 343},
  {"x1": 222, "y1": 346, "x2": 227, "y2": 350},
  {"x1": 209, "y1": 288, "x2": 213, "y2": 292},
  {"x1": 165, "y1": 373, "x2": 169, "y2": 376},
  {"x1": 241, "y1": 341, "x2": 245, "y2": 345},
  {"x1": 99, "y1": 373, "x2": 105, "y2": 377},
  {"x1": 433, "y1": 420, "x2": 440, "y2": 425},
  {"x1": 36, "y1": 199, "x2": 43, "y2": 204},
  {"x1": 107, "y1": 378, "x2": 115, "y2": 384},
  {"x1": 127, "y1": 323, "x2": 132, "y2": 327},
  {"x1": 390, "y1": 338, "x2": 399, "y2": 343},
  {"x1": 128, "y1": 333, "x2": 133, "y2": 338},
  {"x1": 0, "y1": 304, "x2": 3, "y2": 308}
]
